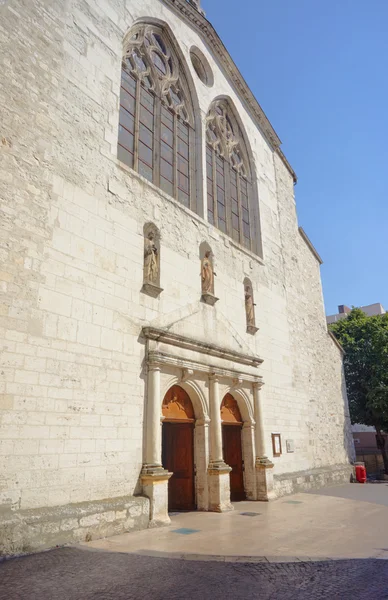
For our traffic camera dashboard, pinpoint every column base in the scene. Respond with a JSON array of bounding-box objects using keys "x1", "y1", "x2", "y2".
[
  {"x1": 207, "y1": 461, "x2": 234, "y2": 512},
  {"x1": 255, "y1": 457, "x2": 276, "y2": 501},
  {"x1": 141, "y1": 465, "x2": 172, "y2": 527}
]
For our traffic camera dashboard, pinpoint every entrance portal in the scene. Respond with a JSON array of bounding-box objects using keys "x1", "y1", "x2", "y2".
[
  {"x1": 161, "y1": 385, "x2": 196, "y2": 511},
  {"x1": 221, "y1": 394, "x2": 246, "y2": 502}
]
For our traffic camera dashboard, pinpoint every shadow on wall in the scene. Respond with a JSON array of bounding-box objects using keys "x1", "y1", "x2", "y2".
[{"x1": 341, "y1": 364, "x2": 356, "y2": 471}]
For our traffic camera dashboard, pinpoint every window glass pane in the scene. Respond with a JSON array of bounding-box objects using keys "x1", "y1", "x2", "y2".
[
  {"x1": 120, "y1": 109, "x2": 134, "y2": 134},
  {"x1": 160, "y1": 176, "x2": 173, "y2": 196},
  {"x1": 177, "y1": 120, "x2": 189, "y2": 142},
  {"x1": 242, "y1": 208, "x2": 249, "y2": 224},
  {"x1": 139, "y1": 123, "x2": 153, "y2": 149},
  {"x1": 243, "y1": 222, "x2": 251, "y2": 238},
  {"x1": 232, "y1": 199, "x2": 238, "y2": 215},
  {"x1": 161, "y1": 141, "x2": 173, "y2": 163},
  {"x1": 161, "y1": 124, "x2": 173, "y2": 147},
  {"x1": 232, "y1": 213, "x2": 239, "y2": 230},
  {"x1": 161, "y1": 106, "x2": 173, "y2": 126},
  {"x1": 217, "y1": 202, "x2": 225, "y2": 220},
  {"x1": 152, "y1": 51, "x2": 167, "y2": 75},
  {"x1": 140, "y1": 86, "x2": 154, "y2": 112},
  {"x1": 117, "y1": 144, "x2": 133, "y2": 168},
  {"x1": 178, "y1": 188, "x2": 190, "y2": 207},
  {"x1": 178, "y1": 138, "x2": 189, "y2": 160},
  {"x1": 178, "y1": 172, "x2": 189, "y2": 193},
  {"x1": 118, "y1": 126, "x2": 134, "y2": 153},
  {"x1": 121, "y1": 70, "x2": 136, "y2": 94},
  {"x1": 120, "y1": 88, "x2": 136, "y2": 116},
  {"x1": 139, "y1": 160, "x2": 153, "y2": 182},
  {"x1": 218, "y1": 218, "x2": 226, "y2": 233},
  {"x1": 139, "y1": 141, "x2": 153, "y2": 166},
  {"x1": 160, "y1": 158, "x2": 173, "y2": 182},
  {"x1": 140, "y1": 105, "x2": 154, "y2": 131},
  {"x1": 217, "y1": 187, "x2": 225, "y2": 206},
  {"x1": 178, "y1": 155, "x2": 189, "y2": 177},
  {"x1": 206, "y1": 159, "x2": 213, "y2": 179}
]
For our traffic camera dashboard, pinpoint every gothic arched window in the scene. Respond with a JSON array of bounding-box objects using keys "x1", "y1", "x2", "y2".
[
  {"x1": 118, "y1": 24, "x2": 196, "y2": 210},
  {"x1": 206, "y1": 99, "x2": 253, "y2": 251}
]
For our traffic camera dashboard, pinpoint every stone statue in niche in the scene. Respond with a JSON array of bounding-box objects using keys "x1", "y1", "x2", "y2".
[
  {"x1": 245, "y1": 281, "x2": 259, "y2": 334},
  {"x1": 201, "y1": 250, "x2": 214, "y2": 295},
  {"x1": 245, "y1": 285, "x2": 255, "y2": 326},
  {"x1": 142, "y1": 224, "x2": 163, "y2": 297},
  {"x1": 144, "y1": 231, "x2": 158, "y2": 284},
  {"x1": 199, "y1": 244, "x2": 218, "y2": 306}
]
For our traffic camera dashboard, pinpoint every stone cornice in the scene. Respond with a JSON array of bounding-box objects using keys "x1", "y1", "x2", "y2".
[
  {"x1": 162, "y1": 0, "x2": 296, "y2": 180},
  {"x1": 147, "y1": 349, "x2": 263, "y2": 383},
  {"x1": 298, "y1": 227, "x2": 323, "y2": 265},
  {"x1": 142, "y1": 326, "x2": 263, "y2": 368}
]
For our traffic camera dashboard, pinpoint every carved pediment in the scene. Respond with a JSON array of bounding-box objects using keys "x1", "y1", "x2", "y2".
[{"x1": 143, "y1": 302, "x2": 263, "y2": 369}]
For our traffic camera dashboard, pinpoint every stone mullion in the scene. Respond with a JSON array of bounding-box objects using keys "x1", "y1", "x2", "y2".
[
  {"x1": 153, "y1": 96, "x2": 161, "y2": 188},
  {"x1": 133, "y1": 78, "x2": 141, "y2": 173},
  {"x1": 236, "y1": 172, "x2": 244, "y2": 247},
  {"x1": 224, "y1": 161, "x2": 232, "y2": 237},
  {"x1": 188, "y1": 125, "x2": 195, "y2": 214},
  {"x1": 173, "y1": 112, "x2": 178, "y2": 200},
  {"x1": 212, "y1": 148, "x2": 218, "y2": 227}
]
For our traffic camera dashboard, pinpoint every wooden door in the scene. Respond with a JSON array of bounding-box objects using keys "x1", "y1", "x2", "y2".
[
  {"x1": 162, "y1": 422, "x2": 196, "y2": 511},
  {"x1": 222, "y1": 424, "x2": 246, "y2": 502}
]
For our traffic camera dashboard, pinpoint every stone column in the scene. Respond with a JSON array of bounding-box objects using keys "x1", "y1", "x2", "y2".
[
  {"x1": 253, "y1": 382, "x2": 275, "y2": 501},
  {"x1": 208, "y1": 374, "x2": 233, "y2": 512},
  {"x1": 141, "y1": 363, "x2": 172, "y2": 526}
]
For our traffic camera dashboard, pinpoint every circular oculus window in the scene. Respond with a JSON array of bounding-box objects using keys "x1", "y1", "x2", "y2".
[{"x1": 190, "y1": 47, "x2": 214, "y2": 87}]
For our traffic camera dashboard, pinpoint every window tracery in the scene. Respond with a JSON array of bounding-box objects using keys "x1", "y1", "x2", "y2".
[
  {"x1": 206, "y1": 99, "x2": 253, "y2": 250},
  {"x1": 118, "y1": 24, "x2": 195, "y2": 210}
]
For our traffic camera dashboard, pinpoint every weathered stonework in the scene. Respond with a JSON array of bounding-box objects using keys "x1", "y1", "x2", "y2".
[
  {"x1": 0, "y1": 495, "x2": 149, "y2": 557},
  {"x1": 0, "y1": 0, "x2": 354, "y2": 555}
]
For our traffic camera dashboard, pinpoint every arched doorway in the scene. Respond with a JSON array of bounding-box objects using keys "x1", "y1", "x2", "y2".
[
  {"x1": 162, "y1": 385, "x2": 196, "y2": 511},
  {"x1": 221, "y1": 393, "x2": 246, "y2": 502}
]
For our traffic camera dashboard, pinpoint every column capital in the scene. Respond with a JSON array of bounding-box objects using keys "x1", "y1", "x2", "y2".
[
  {"x1": 181, "y1": 368, "x2": 194, "y2": 382},
  {"x1": 148, "y1": 362, "x2": 161, "y2": 372},
  {"x1": 252, "y1": 380, "x2": 264, "y2": 391},
  {"x1": 232, "y1": 375, "x2": 244, "y2": 387},
  {"x1": 209, "y1": 372, "x2": 220, "y2": 383}
]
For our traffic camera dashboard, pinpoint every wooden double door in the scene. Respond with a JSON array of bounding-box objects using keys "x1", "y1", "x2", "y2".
[
  {"x1": 162, "y1": 421, "x2": 196, "y2": 511},
  {"x1": 222, "y1": 424, "x2": 246, "y2": 502}
]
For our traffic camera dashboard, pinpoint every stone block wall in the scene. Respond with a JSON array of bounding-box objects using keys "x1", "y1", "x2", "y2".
[{"x1": 0, "y1": 0, "x2": 354, "y2": 553}]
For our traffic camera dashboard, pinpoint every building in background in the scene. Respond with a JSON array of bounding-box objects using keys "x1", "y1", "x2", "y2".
[
  {"x1": 0, "y1": 0, "x2": 355, "y2": 556},
  {"x1": 327, "y1": 303, "x2": 386, "y2": 325}
]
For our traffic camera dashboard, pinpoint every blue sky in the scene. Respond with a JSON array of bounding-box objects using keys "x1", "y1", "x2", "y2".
[{"x1": 205, "y1": 0, "x2": 388, "y2": 315}]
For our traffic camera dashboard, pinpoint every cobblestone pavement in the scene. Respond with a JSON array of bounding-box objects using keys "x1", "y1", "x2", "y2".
[{"x1": 1, "y1": 547, "x2": 388, "y2": 600}]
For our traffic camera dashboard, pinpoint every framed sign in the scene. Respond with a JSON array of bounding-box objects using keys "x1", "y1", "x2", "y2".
[{"x1": 271, "y1": 433, "x2": 282, "y2": 457}]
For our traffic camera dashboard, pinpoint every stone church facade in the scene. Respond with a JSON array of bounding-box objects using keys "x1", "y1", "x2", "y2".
[{"x1": 0, "y1": 0, "x2": 354, "y2": 554}]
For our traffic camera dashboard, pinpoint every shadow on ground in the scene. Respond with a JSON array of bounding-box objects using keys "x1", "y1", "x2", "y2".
[{"x1": 1, "y1": 546, "x2": 388, "y2": 600}]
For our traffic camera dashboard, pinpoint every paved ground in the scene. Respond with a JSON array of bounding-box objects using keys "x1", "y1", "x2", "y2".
[
  {"x1": 1, "y1": 547, "x2": 388, "y2": 600},
  {"x1": 2, "y1": 484, "x2": 388, "y2": 599},
  {"x1": 309, "y1": 480, "x2": 388, "y2": 506},
  {"x1": 85, "y1": 484, "x2": 388, "y2": 561}
]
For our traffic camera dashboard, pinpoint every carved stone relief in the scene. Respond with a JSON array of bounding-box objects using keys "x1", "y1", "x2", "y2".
[
  {"x1": 142, "y1": 223, "x2": 163, "y2": 297},
  {"x1": 199, "y1": 242, "x2": 218, "y2": 306},
  {"x1": 123, "y1": 24, "x2": 192, "y2": 125},
  {"x1": 244, "y1": 278, "x2": 258, "y2": 334}
]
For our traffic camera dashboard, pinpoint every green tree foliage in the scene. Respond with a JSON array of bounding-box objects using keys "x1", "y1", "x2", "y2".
[{"x1": 330, "y1": 308, "x2": 388, "y2": 474}]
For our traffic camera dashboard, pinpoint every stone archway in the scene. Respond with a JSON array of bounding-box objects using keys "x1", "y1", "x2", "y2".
[
  {"x1": 221, "y1": 393, "x2": 246, "y2": 501},
  {"x1": 161, "y1": 385, "x2": 196, "y2": 511}
]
